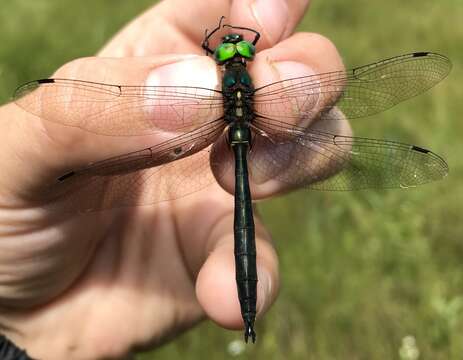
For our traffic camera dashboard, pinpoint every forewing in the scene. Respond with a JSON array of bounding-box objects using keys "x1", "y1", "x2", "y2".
[
  {"x1": 14, "y1": 79, "x2": 224, "y2": 136},
  {"x1": 253, "y1": 52, "x2": 451, "y2": 124}
]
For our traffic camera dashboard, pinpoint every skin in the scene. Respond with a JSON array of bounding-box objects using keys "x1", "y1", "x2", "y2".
[{"x1": 0, "y1": 0, "x2": 344, "y2": 359}]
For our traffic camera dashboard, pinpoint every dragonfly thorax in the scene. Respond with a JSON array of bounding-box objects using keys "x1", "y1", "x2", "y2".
[{"x1": 222, "y1": 61, "x2": 255, "y2": 126}]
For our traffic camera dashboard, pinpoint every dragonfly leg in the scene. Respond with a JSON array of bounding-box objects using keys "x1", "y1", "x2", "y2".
[
  {"x1": 202, "y1": 16, "x2": 226, "y2": 54},
  {"x1": 223, "y1": 24, "x2": 261, "y2": 45}
]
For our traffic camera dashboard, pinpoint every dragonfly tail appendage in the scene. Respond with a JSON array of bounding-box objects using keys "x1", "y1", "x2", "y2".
[{"x1": 244, "y1": 318, "x2": 256, "y2": 343}]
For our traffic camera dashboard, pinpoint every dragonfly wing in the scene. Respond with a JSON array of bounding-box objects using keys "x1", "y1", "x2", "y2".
[
  {"x1": 253, "y1": 52, "x2": 451, "y2": 124},
  {"x1": 43, "y1": 118, "x2": 228, "y2": 212},
  {"x1": 250, "y1": 116, "x2": 448, "y2": 191},
  {"x1": 14, "y1": 79, "x2": 224, "y2": 136}
]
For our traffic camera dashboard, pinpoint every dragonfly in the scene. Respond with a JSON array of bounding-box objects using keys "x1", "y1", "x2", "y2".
[{"x1": 13, "y1": 17, "x2": 451, "y2": 343}]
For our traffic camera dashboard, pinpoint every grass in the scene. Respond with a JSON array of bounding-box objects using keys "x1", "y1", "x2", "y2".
[{"x1": 1, "y1": 0, "x2": 462, "y2": 359}]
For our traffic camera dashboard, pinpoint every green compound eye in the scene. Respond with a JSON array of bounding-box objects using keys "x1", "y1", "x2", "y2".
[
  {"x1": 214, "y1": 43, "x2": 236, "y2": 63},
  {"x1": 236, "y1": 41, "x2": 255, "y2": 59}
]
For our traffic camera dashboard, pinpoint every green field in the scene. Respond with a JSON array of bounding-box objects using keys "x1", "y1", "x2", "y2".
[{"x1": 1, "y1": 1, "x2": 462, "y2": 359}]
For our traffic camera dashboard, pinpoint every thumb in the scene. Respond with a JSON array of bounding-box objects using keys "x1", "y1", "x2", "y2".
[
  {"x1": 194, "y1": 211, "x2": 279, "y2": 333},
  {"x1": 0, "y1": 55, "x2": 220, "y2": 206}
]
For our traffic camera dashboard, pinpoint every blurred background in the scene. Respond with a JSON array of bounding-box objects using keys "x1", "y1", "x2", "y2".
[{"x1": 0, "y1": 0, "x2": 461, "y2": 359}]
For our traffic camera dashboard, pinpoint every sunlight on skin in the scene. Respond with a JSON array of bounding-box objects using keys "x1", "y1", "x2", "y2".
[{"x1": 0, "y1": 0, "x2": 351, "y2": 359}]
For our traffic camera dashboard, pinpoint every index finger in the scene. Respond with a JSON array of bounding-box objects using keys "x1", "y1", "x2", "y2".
[{"x1": 99, "y1": 0, "x2": 311, "y2": 57}]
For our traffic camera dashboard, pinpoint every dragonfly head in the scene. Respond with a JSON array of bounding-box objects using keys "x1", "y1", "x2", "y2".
[
  {"x1": 203, "y1": 17, "x2": 260, "y2": 65},
  {"x1": 214, "y1": 34, "x2": 256, "y2": 65}
]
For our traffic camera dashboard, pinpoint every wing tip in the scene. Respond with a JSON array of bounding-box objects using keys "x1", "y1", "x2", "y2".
[
  {"x1": 411, "y1": 145, "x2": 449, "y2": 177},
  {"x1": 14, "y1": 78, "x2": 55, "y2": 99}
]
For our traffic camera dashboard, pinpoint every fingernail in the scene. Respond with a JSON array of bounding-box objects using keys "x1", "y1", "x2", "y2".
[
  {"x1": 146, "y1": 56, "x2": 219, "y2": 89},
  {"x1": 273, "y1": 60, "x2": 316, "y2": 79},
  {"x1": 251, "y1": 0, "x2": 289, "y2": 43}
]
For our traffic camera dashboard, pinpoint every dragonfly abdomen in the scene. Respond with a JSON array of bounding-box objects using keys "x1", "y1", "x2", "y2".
[{"x1": 230, "y1": 127, "x2": 257, "y2": 343}]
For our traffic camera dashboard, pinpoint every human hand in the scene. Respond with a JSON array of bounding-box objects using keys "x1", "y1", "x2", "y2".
[{"x1": 0, "y1": 0, "x2": 343, "y2": 359}]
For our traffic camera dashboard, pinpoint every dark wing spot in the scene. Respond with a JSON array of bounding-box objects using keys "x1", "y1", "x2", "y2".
[
  {"x1": 57, "y1": 171, "x2": 76, "y2": 182},
  {"x1": 413, "y1": 52, "x2": 429, "y2": 57},
  {"x1": 37, "y1": 79, "x2": 56, "y2": 84},
  {"x1": 411, "y1": 145, "x2": 429, "y2": 154}
]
